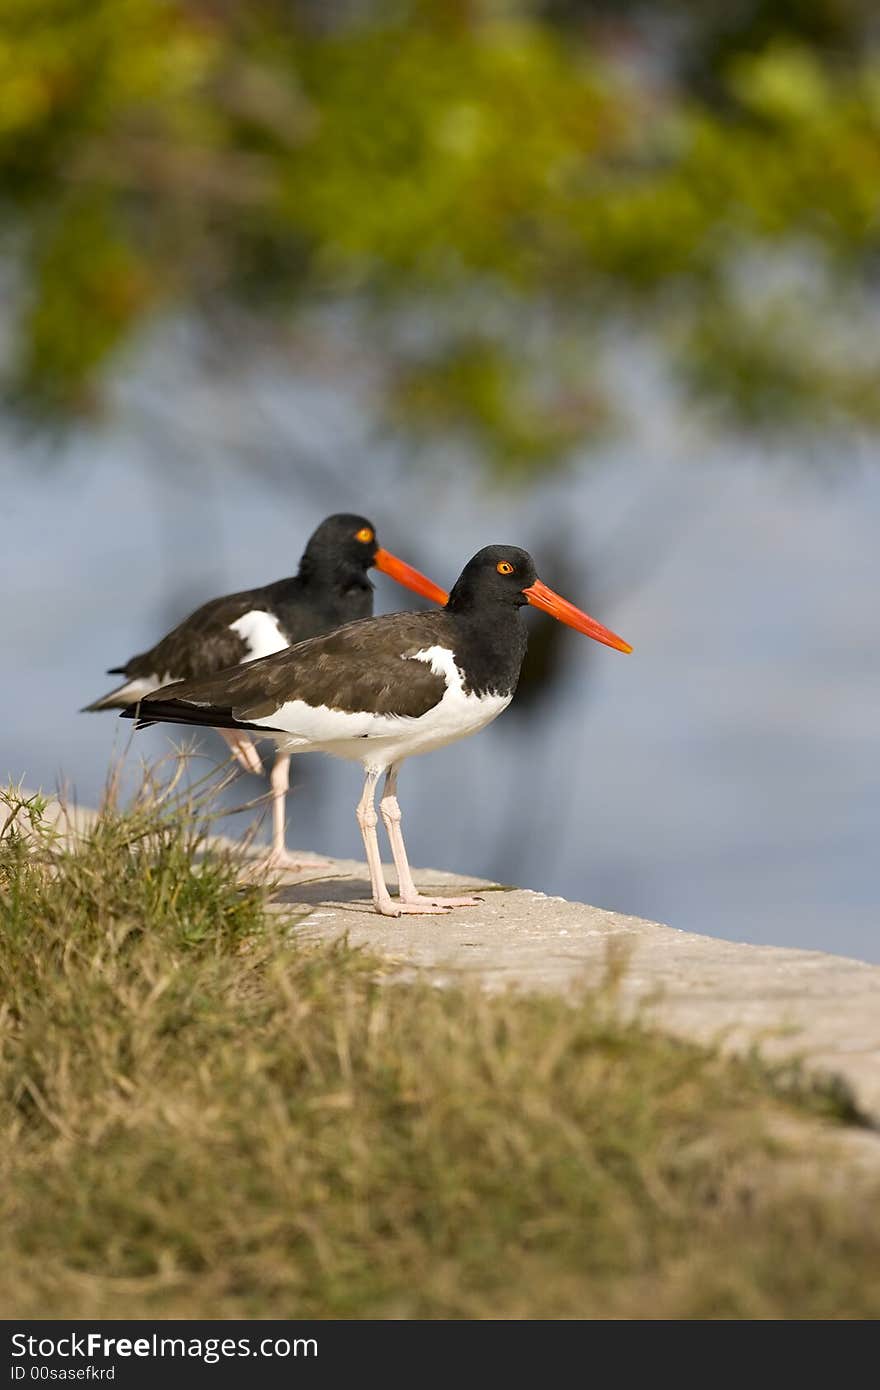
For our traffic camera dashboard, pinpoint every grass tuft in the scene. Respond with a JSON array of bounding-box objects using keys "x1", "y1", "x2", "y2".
[{"x1": 1, "y1": 773, "x2": 879, "y2": 1319}]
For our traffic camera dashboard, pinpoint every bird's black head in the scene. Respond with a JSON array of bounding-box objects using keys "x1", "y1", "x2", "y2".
[
  {"x1": 446, "y1": 544, "x2": 632, "y2": 652},
  {"x1": 446, "y1": 546, "x2": 538, "y2": 613},
  {"x1": 300, "y1": 513, "x2": 380, "y2": 577},
  {"x1": 299, "y1": 514, "x2": 448, "y2": 605}
]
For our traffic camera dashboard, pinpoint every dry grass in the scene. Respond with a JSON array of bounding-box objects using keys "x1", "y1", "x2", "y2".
[{"x1": 1, "y1": 775, "x2": 879, "y2": 1320}]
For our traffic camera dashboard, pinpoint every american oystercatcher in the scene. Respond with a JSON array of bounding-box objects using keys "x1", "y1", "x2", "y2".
[
  {"x1": 85, "y1": 513, "x2": 447, "y2": 868},
  {"x1": 122, "y1": 546, "x2": 631, "y2": 915}
]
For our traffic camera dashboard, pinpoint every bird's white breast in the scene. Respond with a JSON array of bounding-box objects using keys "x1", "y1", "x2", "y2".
[
  {"x1": 229, "y1": 610, "x2": 289, "y2": 662},
  {"x1": 404, "y1": 645, "x2": 511, "y2": 748}
]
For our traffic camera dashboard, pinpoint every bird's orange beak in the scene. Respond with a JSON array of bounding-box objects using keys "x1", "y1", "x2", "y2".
[
  {"x1": 524, "y1": 579, "x2": 632, "y2": 653},
  {"x1": 374, "y1": 548, "x2": 448, "y2": 606}
]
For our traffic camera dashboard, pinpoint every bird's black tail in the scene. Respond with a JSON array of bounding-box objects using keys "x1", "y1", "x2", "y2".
[{"x1": 121, "y1": 699, "x2": 278, "y2": 734}]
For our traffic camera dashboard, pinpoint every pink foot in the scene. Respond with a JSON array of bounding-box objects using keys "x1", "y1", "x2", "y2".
[
  {"x1": 401, "y1": 894, "x2": 483, "y2": 909},
  {"x1": 374, "y1": 899, "x2": 452, "y2": 917}
]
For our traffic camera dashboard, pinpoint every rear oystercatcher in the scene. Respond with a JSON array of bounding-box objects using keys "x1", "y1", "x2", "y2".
[
  {"x1": 85, "y1": 513, "x2": 447, "y2": 868},
  {"x1": 122, "y1": 546, "x2": 631, "y2": 914}
]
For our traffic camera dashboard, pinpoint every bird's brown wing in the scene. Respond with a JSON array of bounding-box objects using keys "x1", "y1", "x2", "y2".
[
  {"x1": 127, "y1": 612, "x2": 451, "y2": 731},
  {"x1": 117, "y1": 588, "x2": 283, "y2": 683}
]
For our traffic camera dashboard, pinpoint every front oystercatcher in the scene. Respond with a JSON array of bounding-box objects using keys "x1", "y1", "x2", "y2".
[
  {"x1": 85, "y1": 513, "x2": 447, "y2": 869},
  {"x1": 122, "y1": 546, "x2": 631, "y2": 914}
]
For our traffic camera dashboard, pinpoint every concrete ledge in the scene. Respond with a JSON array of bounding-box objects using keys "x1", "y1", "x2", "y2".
[
  {"x1": 12, "y1": 792, "x2": 880, "y2": 1129},
  {"x1": 268, "y1": 858, "x2": 880, "y2": 1128}
]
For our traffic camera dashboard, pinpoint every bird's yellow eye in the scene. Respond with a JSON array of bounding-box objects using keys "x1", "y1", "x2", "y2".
[
  {"x1": 496, "y1": 560, "x2": 514, "y2": 575},
  {"x1": 355, "y1": 527, "x2": 374, "y2": 544}
]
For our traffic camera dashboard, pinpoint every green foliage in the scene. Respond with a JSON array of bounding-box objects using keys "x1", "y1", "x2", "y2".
[
  {"x1": 2, "y1": 2, "x2": 880, "y2": 463},
  {"x1": 1, "y1": 778, "x2": 879, "y2": 1318},
  {"x1": 0, "y1": 774, "x2": 265, "y2": 956},
  {"x1": 390, "y1": 335, "x2": 609, "y2": 477}
]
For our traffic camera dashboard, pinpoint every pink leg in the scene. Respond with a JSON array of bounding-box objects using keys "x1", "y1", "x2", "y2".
[
  {"x1": 356, "y1": 770, "x2": 450, "y2": 917},
  {"x1": 252, "y1": 752, "x2": 334, "y2": 874},
  {"x1": 271, "y1": 751, "x2": 291, "y2": 858},
  {"x1": 217, "y1": 728, "x2": 263, "y2": 776},
  {"x1": 379, "y1": 765, "x2": 482, "y2": 909}
]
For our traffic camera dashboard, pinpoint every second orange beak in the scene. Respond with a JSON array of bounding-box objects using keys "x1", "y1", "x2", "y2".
[{"x1": 374, "y1": 548, "x2": 449, "y2": 607}]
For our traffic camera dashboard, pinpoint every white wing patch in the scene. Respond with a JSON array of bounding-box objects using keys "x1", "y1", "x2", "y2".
[
  {"x1": 229, "y1": 610, "x2": 288, "y2": 662},
  {"x1": 407, "y1": 644, "x2": 462, "y2": 685}
]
